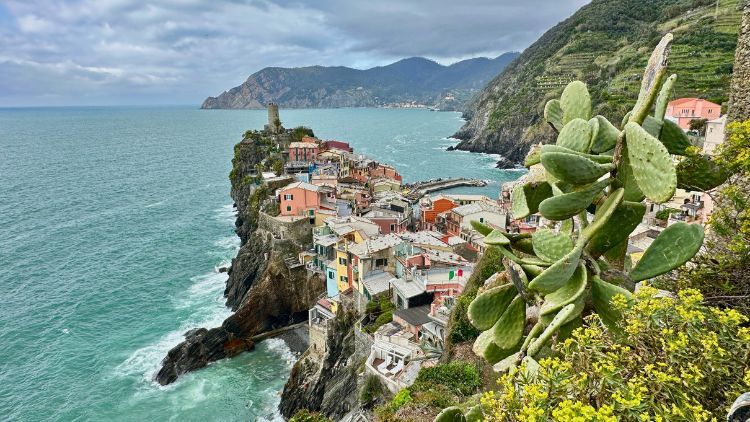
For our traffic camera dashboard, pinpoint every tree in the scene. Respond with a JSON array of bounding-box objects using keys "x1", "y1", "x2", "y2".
[{"x1": 689, "y1": 118, "x2": 708, "y2": 135}]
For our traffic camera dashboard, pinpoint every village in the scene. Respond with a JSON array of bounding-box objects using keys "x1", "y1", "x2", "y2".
[{"x1": 253, "y1": 98, "x2": 730, "y2": 393}]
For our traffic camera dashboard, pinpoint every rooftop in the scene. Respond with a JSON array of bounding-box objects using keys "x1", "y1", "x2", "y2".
[
  {"x1": 349, "y1": 233, "x2": 404, "y2": 256},
  {"x1": 399, "y1": 231, "x2": 449, "y2": 249},
  {"x1": 449, "y1": 201, "x2": 503, "y2": 217},
  {"x1": 362, "y1": 270, "x2": 394, "y2": 296},
  {"x1": 289, "y1": 141, "x2": 319, "y2": 148},
  {"x1": 394, "y1": 305, "x2": 432, "y2": 326},
  {"x1": 390, "y1": 277, "x2": 426, "y2": 299},
  {"x1": 279, "y1": 181, "x2": 320, "y2": 192}
]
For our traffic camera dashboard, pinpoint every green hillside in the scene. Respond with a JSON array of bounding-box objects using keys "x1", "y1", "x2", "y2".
[{"x1": 454, "y1": 0, "x2": 742, "y2": 162}]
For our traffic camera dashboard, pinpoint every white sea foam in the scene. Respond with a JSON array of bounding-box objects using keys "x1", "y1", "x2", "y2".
[
  {"x1": 264, "y1": 338, "x2": 296, "y2": 368},
  {"x1": 213, "y1": 236, "x2": 240, "y2": 251},
  {"x1": 215, "y1": 204, "x2": 237, "y2": 225}
]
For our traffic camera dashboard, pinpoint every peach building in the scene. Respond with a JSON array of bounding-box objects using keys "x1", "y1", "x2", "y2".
[
  {"x1": 278, "y1": 181, "x2": 334, "y2": 218},
  {"x1": 666, "y1": 98, "x2": 721, "y2": 130},
  {"x1": 420, "y1": 195, "x2": 457, "y2": 231}
]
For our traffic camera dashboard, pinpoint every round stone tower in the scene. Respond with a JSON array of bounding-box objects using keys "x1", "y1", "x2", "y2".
[{"x1": 267, "y1": 102, "x2": 281, "y2": 134}]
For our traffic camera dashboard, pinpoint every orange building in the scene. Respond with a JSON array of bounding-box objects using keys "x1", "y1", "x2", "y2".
[
  {"x1": 666, "y1": 98, "x2": 721, "y2": 130},
  {"x1": 420, "y1": 195, "x2": 457, "y2": 231}
]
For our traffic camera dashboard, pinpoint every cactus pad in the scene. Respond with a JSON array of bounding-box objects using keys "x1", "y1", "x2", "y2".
[
  {"x1": 434, "y1": 406, "x2": 466, "y2": 422},
  {"x1": 630, "y1": 33, "x2": 672, "y2": 124},
  {"x1": 591, "y1": 276, "x2": 632, "y2": 332},
  {"x1": 617, "y1": 143, "x2": 645, "y2": 202},
  {"x1": 659, "y1": 119, "x2": 692, "y2": 155},
  {"x1": 528, "y1": 303, "x2": 578, "y2": 356},
  {"x1": 556, "y1": 118, "x2": 592, "y2": 152},
  {"x1": 470, "y1": 220, "x2": 493, "y2": 236},
  {"x1": 538, "y1": 179, "x2": 609, "y2": 221},
  {"x1": 624, "y1": 122, "x2": 677, "y2": 203},
  {"x1": 586, "y1": 201, "x2": 646, "y2": 257},
  {"x1": 629, "y1": 222, "x2": 704, "y2": 281},
  {"x1": 492, "y1": 295, "x2": 526, "y2": 349},
  {"x1": 541, "y1": 150, "x2": 614, "y2": 185},
  {"x1": 654, "y1": 74, "x2": 677, "y2": 121},
  {"x1": 511, "y1": 181, "x2": 553, "y2": 219},
  {"x1": 467, "y1": 283, "x2": 517, "y2": 330},
  {"x1": 590, "y1": 115, "x2": 620, "y2": 153},
  {"x1": 642, "y1": 115, "x2": 664, "y2": 138},
  {"x1": 581, "y1": 187, "x2": 624, "y2": 241},
  {"x1": 524, "y1": 143, "x2": 543, "y2": 167},
  {"x1": 472, "y1": 330, "x2": 516, "y2": 364},
  {"x1": 528, "y1": 243, "x2": 583, "y2": 294},
  {"x1": 539, "y1": 264, "x2": 587, "y2": 316},
  {"x1": 560, "y1": 81, "x2": 592, "y2": 124},
  {"x1": 532, "y1": 228, "x2": 574, "y2": 262},
  {"x1": 544, "y1": 99, "x2": 564, "y2": 132},
  {"x1": 541, "y1": 144, "x2": 613, "y2": 164},
  {"x1": 483, "y1": 229, "x2": 511, "y2": 245}
]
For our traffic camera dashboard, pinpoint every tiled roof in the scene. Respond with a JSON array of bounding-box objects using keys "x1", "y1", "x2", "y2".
[{"x1": 280, "y1": 181, "x2": 320, "y2": 192}]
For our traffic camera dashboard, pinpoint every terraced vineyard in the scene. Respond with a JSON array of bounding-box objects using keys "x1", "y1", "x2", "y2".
[{"x1": 455, "y1": 0, "x2": 743, "y2": 163}]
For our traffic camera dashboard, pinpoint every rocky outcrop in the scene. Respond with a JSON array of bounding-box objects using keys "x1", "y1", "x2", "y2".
[
  {"x1": 279, "y1": 310, "x2": 362, "y2": 420},
  {"x1": 155, "y1": 129, "x2": 325, "y2": 386}
]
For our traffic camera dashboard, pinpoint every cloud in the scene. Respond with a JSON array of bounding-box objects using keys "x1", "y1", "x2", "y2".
[{"x1": 0, "y1": 0, "x2": 589, "y2": 106}]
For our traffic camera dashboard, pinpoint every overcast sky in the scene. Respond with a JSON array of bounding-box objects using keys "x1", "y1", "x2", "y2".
[{"x1": 0, "y1": 1, "x2": 589, "y2": 107}]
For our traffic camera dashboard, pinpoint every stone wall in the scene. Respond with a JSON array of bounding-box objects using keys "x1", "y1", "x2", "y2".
[
  {"x1": 258, "y1": 211, "x2": 312, "y2": 248},
  {"x1": 729, "y1": 3, "x2": 750, "y2": 122}
]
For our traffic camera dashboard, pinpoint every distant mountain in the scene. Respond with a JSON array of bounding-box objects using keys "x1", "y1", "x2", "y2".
[
  {"x1": 453, "y1": 0, "x2": 742, "y2": 163},
  {"x1": 200, "y1": 53, "x2": 519, "y2": 111}
]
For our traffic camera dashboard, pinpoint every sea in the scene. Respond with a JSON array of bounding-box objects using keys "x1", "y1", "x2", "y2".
[{"x1": 0, "y1": 106, "x2": 521, "y2": 421}]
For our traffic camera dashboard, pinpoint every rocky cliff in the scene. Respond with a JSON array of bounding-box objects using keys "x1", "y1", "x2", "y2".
[
  {"x1": 454, "y1": 0, "x2": 742, "y2": 163},
  {"x1": 201, "y1": 54, "x2": 518, "y2": 111},
  {"x1": 279, "y1": 310, "x2": 364, "y2": 420},
  {"x1": 155, "y1": 129, "x2": 325, "y2": 385}
]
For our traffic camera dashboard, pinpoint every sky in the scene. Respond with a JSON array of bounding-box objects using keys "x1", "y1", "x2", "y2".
[{"x1": 0, "y1": 1, "x2": 589, "y2": 107}]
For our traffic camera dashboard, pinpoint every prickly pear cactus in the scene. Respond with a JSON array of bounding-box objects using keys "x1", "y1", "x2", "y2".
[{"x1": 456, "y1": 34, "x2": 714, "y2": 385}]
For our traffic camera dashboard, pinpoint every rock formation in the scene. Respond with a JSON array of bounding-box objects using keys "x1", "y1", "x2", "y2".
[{"x1": 728, "y1": 2, "x2": 750, "y2": 123}]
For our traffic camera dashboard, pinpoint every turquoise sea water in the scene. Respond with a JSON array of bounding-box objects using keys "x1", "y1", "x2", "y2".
[{"x1": 0, "y1": 107, "x2": 519, "y2": 421}]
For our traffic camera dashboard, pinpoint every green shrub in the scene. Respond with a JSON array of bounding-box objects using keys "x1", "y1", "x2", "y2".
[
  {"x1": 655, "y1": 207, "x2": 680, "y2": 220},
  {"x1": 478, "y1": 287, "x2": 750, "y2": 421},
  {"x1": 412, "y1": 362, "x2": 481, "y2": 397},
  {"x1": 360, "y1": 374, "x2": 385, "y2": 407},
  {"x1": 390, "y1": 388, "x2": 412, "y2": 410},
  {"x1": 364, "y1": 311, "x2": 392, "y2": 334},
  {"x1": 289, "y1": 409, "x2": 332, "y2": 422}
]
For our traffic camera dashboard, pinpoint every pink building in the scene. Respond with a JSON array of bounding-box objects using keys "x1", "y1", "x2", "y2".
[
  {"x1": 288, "y1": 141, "x2": 320, "y2": 162},
  {"x1": 666, "y1": 98, "x2": 721, "y2": 130},
  {"x1": 278, "y1": 181, "x2": 333, "y2": 217},
  {"x1": 321, "y1": 140, "x2": 353, "y2": 152}
]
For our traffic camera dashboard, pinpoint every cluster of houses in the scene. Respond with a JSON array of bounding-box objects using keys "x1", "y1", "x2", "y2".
[{"x1": 266, "y1": 96, "x2": 728, "y2": 392}]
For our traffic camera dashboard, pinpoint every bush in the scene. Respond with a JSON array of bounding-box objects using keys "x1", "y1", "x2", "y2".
[
  {"x1": 364, "y1": 311, "x2": 392, "y2": 334},
  {"x1": 390, "y1": 388, "x2": 412, "y2": 410},
  {"x1": 412, "y1": 362, "x2": 481, "y2": 397},
  {"x1": 360, "y1": 374, "x2": 385, "y2": 407},
  {"x1": 289, "y1": 409, "x2": 332, "y2": 422},
  {"x1": 479, "y1": 287, "x2": 750, "y2": 421},
  {"x1": 655, "y1": 207, "x2": 680, "y2": 220}
]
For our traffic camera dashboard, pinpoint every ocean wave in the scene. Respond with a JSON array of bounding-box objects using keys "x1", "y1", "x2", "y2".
[
  {"x1": 213, "y1": 235, "x2": 240, "y2": 251},
  {"x1": 264, "y1": 338, "x2": 296, "y2": 368},
  {"x1": 215, "y1": 204, "x2": 237, "y2": 225}
]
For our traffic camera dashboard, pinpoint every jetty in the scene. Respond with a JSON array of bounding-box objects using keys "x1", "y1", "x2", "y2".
[{"x1": 404, "y1": 177, "x2": 487, "y2": 201}]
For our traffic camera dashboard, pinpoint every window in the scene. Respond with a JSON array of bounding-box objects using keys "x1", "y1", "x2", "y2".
[
  {"x1": 340, "y1": 275, "x2": 348, "y2": 283},
  {"x1": 390, "y1": 224, "x2": 396, "y2": 231},
  {"x1": 286, "y1": 205, "x2": 291, "y2": 212},
  {"x1": 339, "y1": 257, "x2": 347, "y2": 265},
  {"x1": 479, "y1": 217, "x2": 484, "y2": 223},
  {"x1": 328, "y1": 271, "x2": 334, "y2": 279},
  {"x1": 376, "y1": 258, "x2": 387, "y2": 267},
  {"x1": 284, "y1": 194, "x2": 293, "y2": 200}
]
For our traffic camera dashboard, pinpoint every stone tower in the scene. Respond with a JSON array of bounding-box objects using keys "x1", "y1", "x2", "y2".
[
  {"x1": 267, "y1": 102, "x2": 281, "y2": 134},
  {"x1": 728, "y1": 2, "x2": 750, "y2": 122}
]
